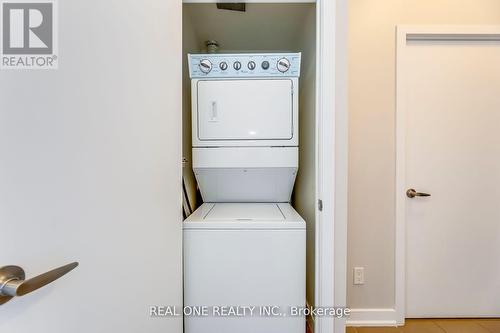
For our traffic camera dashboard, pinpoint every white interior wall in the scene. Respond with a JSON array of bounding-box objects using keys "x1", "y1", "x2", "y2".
[
  {"x1": 334, "y1": 0, "x2": 348, "y2": 331},
  {"x1": 182, "y1": 2, "x2": 317, "y2": 307},
  {"x1": 348, "y1": 0, "x2": 500, "y2": 321}
]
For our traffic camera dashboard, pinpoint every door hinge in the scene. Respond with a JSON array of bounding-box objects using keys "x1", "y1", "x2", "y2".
[{"x1": 318, "y1": 199, "x2": 323, "y2": 212}]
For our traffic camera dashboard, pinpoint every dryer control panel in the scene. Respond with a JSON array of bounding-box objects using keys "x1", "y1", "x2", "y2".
[{"x1": 188, "y1": 53, "x2": 301, "y2": 78}]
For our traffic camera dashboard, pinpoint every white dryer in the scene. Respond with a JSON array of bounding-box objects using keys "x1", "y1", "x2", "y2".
[
  {"x1": 184, "y1": 53, "x2": 305, "y2": 333},
  {"x1": 189, "y1": 53, "x2": 301, "y2": 203}
]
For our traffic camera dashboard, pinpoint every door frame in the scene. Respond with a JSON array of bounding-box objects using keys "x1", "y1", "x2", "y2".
[
  {"x1": 395, "y1": 25, "x2": 500, "y2": 324},
  {"x1": 315, "y1": 1, "x2": 348, "y2": 333}
]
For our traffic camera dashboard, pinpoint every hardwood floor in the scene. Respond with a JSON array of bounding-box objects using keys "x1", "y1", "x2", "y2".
[{"x1": 347, "y1": 319, "x2": 500, "y2": 333}]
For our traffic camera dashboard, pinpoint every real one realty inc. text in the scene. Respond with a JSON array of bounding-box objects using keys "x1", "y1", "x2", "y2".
[{"x1": 150, "y1": 306, "x2": 351, "y2": 318}]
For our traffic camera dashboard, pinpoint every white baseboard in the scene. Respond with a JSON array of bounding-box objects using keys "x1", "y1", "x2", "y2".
[{"x1": 346, "y1": 308, "x2": 399, "y2": 327}]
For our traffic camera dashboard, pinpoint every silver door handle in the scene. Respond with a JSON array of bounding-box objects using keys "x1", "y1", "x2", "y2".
[
  {"x1": 406, "y1": 188, "x2": 431, "y2": 198},
  {"x1": 210, "y1": 101, "x2": 218, "y2": 122},
  {"x1": 0, "y1": 262, "x2": 78, "y2": 305}
]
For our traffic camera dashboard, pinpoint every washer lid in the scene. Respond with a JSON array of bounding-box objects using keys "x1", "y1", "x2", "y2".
[{"x1": 183, "y1": 203, "x2": 305, "y2": 230}]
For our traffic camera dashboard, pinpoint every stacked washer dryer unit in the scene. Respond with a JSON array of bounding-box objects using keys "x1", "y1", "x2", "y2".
[{"x1": 184, "y1": 53, "x2": 306, "y2": 333}]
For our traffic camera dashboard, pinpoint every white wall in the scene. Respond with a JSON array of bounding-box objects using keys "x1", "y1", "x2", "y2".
[
  {"x1": 334, "y1": 0, "x2": 349, "y2": 331},
  {"x1": 348, "y1": 0, "x2": 500, "y2": 316}
]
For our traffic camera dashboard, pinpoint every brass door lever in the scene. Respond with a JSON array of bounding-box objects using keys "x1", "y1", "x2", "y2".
[
  {"x1": 0, "y1": 262, "x2": 78, "y2": 305},
  {"x1": 406, "y1": 188, "x2": 431, "y2": 198}
]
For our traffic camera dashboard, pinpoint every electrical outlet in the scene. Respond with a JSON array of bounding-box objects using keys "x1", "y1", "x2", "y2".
[{"x1": 353, "y1": 267, "x2": 365, "y2": 285}]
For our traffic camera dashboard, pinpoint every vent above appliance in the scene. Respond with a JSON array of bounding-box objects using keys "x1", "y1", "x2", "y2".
[{"x1": 216, "y1": 3, "x2": 246, "y2": 12}]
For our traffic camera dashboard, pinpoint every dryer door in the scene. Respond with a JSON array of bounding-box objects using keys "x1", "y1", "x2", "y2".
[{"x1": 196, "y1": 79, "x2": 294, "y2": 142}]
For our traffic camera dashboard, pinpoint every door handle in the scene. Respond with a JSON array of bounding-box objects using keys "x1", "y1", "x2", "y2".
[
  {"x1": 406, "y1": 188, "x2": 431, "y2": 198},
  {"x1": 209, "y1": 101, "x2": 218, "y2": 122},
  {"x1": 0, "y1": 262, "x2": 78, "y2": 305}
]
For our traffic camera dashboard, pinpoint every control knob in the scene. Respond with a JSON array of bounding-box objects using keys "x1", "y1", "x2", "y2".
[
  {"x1": 248, "y1": 61, "x2": 256, "y2": 70},
  {"x1": 233, "y1": 61, "x2": 242, "y2": 71},
  {"x1": 277, "y1": 58, "x2": 291, "y2": 73},
  {"x1": 199, "y1": 59, "x2": 212, "y2": 74},
  {"x1": 219, "y1": 61, "x2": 228, "y2": 71}
]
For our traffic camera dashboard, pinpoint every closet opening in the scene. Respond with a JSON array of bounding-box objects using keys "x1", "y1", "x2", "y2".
[{"x1": 182, "y1": 2, "x2": 317, "y2": 332}]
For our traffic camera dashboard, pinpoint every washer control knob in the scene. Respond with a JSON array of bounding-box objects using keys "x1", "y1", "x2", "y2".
[
  {"x1": 219, "y1": 61, "x2": 228, "y2": 71},
  {"x1": 248, "y1": 61, "x2": 256, "y2": 70},
  {"x1": 277, "y1": 58, "x2": 291, "y2": 73},
  {"x1": 199, "y1": 59, "x2": 212, "y2": 74},
  {"x1": 233, "y1": 61, "x2": 242, "y2": 71},
  {"x1": 261, "y1": 61, "x2": 270, "y2": 70}
]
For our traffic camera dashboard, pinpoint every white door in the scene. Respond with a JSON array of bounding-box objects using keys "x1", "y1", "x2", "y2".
[
  {"x1": 398, "y1": 27, "x2": 500, "y2": 318},
  {"x1": 196, "y1": 79, "x2": 294, "y2": 141},
  {"x1": 0, "y1": 1, "x2": 183, "y2": 332}
]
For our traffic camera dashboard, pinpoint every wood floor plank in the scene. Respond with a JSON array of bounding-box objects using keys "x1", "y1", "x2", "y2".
[
  {"x1": 346, "y1": 319, "x2": 500, "y2": 333},
  {"x1": 401, "y1": 319, "x2": 445, "y2": 333},
  {"x1": 346, "y1": 327, "x2": 358, "y2": 333},
  {"x1": 355, "y1": 327, "x2": 403, "y2": 333},
  {"x1": 477, "y1": 320, "x2": 500, "y2": 333},
  {"x1": 433, "y1": 319, "x2": 490, "y2": 333}
]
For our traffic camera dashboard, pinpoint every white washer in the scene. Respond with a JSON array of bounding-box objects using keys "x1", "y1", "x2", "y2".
[{"x1": 183, "y1": 203, "x2": 306, "y2": 333}]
